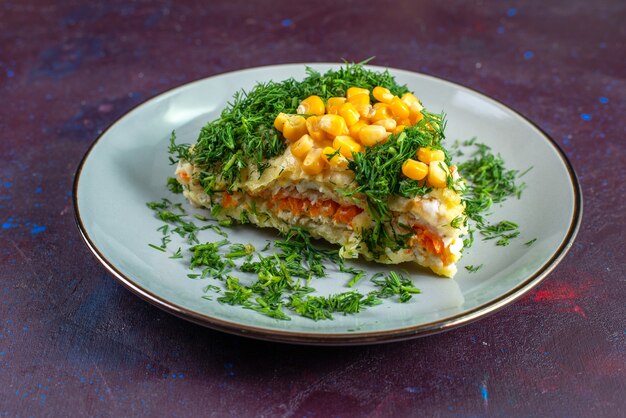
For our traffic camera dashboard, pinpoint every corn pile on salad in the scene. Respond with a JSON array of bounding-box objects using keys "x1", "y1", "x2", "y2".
[{"x1": 171, "y1": 64, "x2": 468, "y2": 277}]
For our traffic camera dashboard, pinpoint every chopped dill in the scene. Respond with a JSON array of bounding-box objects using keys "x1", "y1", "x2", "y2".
[
  {"x1": 465, "y1": 264, "x2": 483, "y2": 273},
  {"x1": 225, "y1": 243, "x2": 255, "y2": 259},
  {"x1": 371, "y1": 271, "x2": 421, "y2": 303},
  {"x1": 524, "y1": 238, "x2": 537, "y2": 247},
  {"x1": 169, "y1": 247, "x2": 183, "y2": 259},
  {"x1": 450, "y1": 216, "x2": 464, "y2": 229},
  {"x1": 286, "y1": 291, "x2": 381, "y2": 321},
  {"x1": 166, "y1": 177, "x2": 184, "y2": 194},
  {"x1": 458, "y1": 142, "x2": 526, "y2": 225},
  {"x1": 480, "y1": 220, "x2": 520, "y2": 246},
  {"x1": 190, "y1": 240, "x2": 229, "y2": 269},
  {"x1": 458, "y1": 141, "x2": 529, "y2": 248},
  {"x1": 203, "y1": 284, "x2": 221, "y2": 293},
  {"x1": 148, "y1": 243, "x2": 166, "y2": 252}
]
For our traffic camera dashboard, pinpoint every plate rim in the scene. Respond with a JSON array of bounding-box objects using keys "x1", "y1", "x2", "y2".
[{"x1": 73, "y1": 62, "x2": 583, "y2": 345}]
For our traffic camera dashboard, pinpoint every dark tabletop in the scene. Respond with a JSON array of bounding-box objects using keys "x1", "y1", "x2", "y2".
[{"x1": 1, "y1": 0, "x2": 625, "y2": 416}]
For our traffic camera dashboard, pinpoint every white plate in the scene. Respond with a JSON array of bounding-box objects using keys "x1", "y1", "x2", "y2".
[{"x1": 73, "y1": 64, "x2": 582, "y2": 345}]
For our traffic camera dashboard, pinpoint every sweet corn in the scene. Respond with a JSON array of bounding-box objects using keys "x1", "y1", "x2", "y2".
[
  {"x1": 297, "y1": 95, "x2": 325, "y2": 116},
  {"x1": 390, "y1": 96, "x2": 410, "y2": 119},
  {"x1": 401, "y1": 92, "x2": 419, "y2": 105},
  {"x1": 339, "y1": 103, "x2": 360, "y2": 126},
  {"x1": 347, "y1": 93, "x2": 370, "y2": 106},
  {"x1": 410, "y1": 111, "x2": 424, "y2": 125},
  {"x1": 333, "y1": 135, "x2": 362, "y2": 159},
  {"x1": 290, "y1": 134, "x2": 314, "y2": 159},
  {"x1": 374, "y1": 118, "x2": 397, "y2": 132},
  {"x1": 326, "y1": 97, "x2": 346, "y2": 115},
  {"x1": 427, "y1": 161, "x2": 449, "y2": 188},
  {"x1": 353, "y1": 103, "x2": 373, "y2": 121},
  {"x1": 306, "y1": 116, "x2": 330, "y2": 143},
  {"x1": 346, "y1": 87, "x2": 370, "y2": 99},
  {"x1": 401, "y1": 92, "x2": 424, "y2": 113},
  {"x1": 417, "y1": 147, "x2": 445, "y2": 164},
  {"x1": 319, "y1": 114, "x2": 349, "y2": 136},
  {"x1": 321, "y1": 146, "x2": 348, "y2": 169},
  {"x1": 274, "y1": 112, "x2": 289, "y2": 132},
  {"x1": 393, "y1": 124, "x2": 406, "y2": 134},
  {"x1": 402, "y1": 159, "x2": 429, "y2": 181},
  {"x1": 370, "y1": 103, "x2": 392, "y2": 122},
  {"x1": 358, "y1": 125, "x2": 388, "y2": 147},
  {"x1": 282, "y1": 115, "x2": 308, "y2": 142},
  {"x1": 349, "y1": 120, "x2": 368, "y2": 138},
  {"x1": 372, "y1": 86, "x2": 394, "y2": 104},
  {"x1": 302, "y1": 148, "x2": 326, "y2": 175}
]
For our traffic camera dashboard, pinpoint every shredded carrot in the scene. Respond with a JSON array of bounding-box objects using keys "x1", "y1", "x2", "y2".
[
  {"x1": 222, "y1": 192, "x2": 237, "y2": 208},
  {"x1": 333, "y1": 205, "x2": 361, "y2": 224},
  {"x1": 413, "y1": 225, "x2": 445, "y2": 258},
  {"x1": 270, "y1": 193, "x2": 362, "y2": 225}
]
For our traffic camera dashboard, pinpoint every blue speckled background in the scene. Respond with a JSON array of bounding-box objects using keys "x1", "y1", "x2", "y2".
[{"x1": 1, "y1": 0, "x2": 624, "y2": 416}]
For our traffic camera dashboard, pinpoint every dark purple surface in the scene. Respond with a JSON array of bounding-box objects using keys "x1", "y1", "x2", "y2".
[{"x1": 1, "y1": 0, "x2": 625, "y2": 416}]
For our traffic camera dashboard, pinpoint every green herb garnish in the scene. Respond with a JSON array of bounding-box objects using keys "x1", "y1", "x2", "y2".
[
  {"x1": 170, "y1": 62, "x2": 410, "y2": 192},
  {"x1": 371, "y1": 271, "x2": 421, "y2": 303},
  {"x1": 465, "y1": 264, "x2": 483, "y2": 273},
  {"x1": 524, "y1": 238, "x2": 537, "y2": 247}
]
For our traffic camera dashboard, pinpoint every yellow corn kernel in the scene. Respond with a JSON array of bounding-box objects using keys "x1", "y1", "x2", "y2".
[
  {"x1": 427, "y1": 161, "x2": 449, "y2": 188},
  {"x1": 339, "y1": 103, "x2": 360, "y2": 127},
  {"x1": 401, "y1": 159, "x2": 429, "y2": 181},
  {"x1": 274, "y1": 112, "x2": 289, "y2": 132},
  {"x1": 370, "y1": 103, "x2": 392, "y2": 122},
  {"x1": 333, "y1": 135, "x2": 362, "y2": 159},
  {"x1": 401, "y1": 92, "x2": 419, "y2": 105},
  {"x1": 326, "y1": 97, "x2": 346, "y2": 115},
  {"x1": 282, "y1": 115, "x2": 308, "y2": 142},
  {"x1": 409, "y1": 111, "x2": 424, "y2": 126},
  {"x1": 358, "y1": 125, "x2": 388, "y2": 147},
  {"x1": 374, "y1": 118, "x2": 397, "y2": 132},
  {"x1": 347, "y1": 93, "x2": 370, "y2": 106},
  {"x1": 402, "y1": 92, "x2": 424, "y2": 113},
  {"x1": 372, "y1": 86, "x2": 394, "y2": 104},
  {"x1": 290, "y1": 134, "x2": 314, "y2": 159},
  {"x1": 353, "y1": 103, "x2": 373, "y2": 121},
  {"x1": 346, "y1": 87, "x2": 370, "y2": 99},
  {"x1": 319, "y1": 114, "x2": 349, "y2": 136},
  {"x1": 306, "y1": 116, "x2": 330, "y2": 143},
  {"x1": 302, "y1": 148, "x2": 326, "y2": 175},
  {"x1": 393, "y1": 124, "x2": 406, "y2": 134},
  {"x1": 321, "y1": 146, "x2": 349, "y2": 169},
  {"x1": 349, "y1": 120, "x2": 368, "y2": 138},
  {"x1": 417, "y1": 147, "x2": 446, "y2": 164},
  {"x1": 297, "y1": 95, "x2": 325, "y2": 116},
  {"x1": 390, "y1": 96, "x2": 410, "y2": 119}
]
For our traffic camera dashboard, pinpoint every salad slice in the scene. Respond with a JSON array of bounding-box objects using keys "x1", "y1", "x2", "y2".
[{"x1": 171, "y1": 64, "x2": 467, "y2": 277}]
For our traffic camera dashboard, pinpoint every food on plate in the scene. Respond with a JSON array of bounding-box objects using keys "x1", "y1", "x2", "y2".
[{"x1": 171, "y1": 64, "x2": 467, "y2": 277}]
